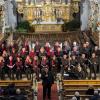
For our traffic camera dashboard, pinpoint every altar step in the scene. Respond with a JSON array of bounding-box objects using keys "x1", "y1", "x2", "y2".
[{"x1": 13, "y1": 31, "x2": 84, "y2": 45}]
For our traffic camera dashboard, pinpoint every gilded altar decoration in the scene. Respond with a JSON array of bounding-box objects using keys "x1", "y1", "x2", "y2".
[
  {"x1": 16, "y1": 0, "x2": 80, "y2": 32},
  {"x1": 17, "y1": 4, "x2": 23, "y2": 13},
  {"x1": 88, "y1": 0, "x2": 100, "y2": 32}
]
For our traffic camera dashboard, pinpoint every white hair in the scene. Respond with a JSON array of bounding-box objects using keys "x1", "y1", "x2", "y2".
[
  {"x1": 75, "y1": 91, "x2": 80, "y2": 96},
  {"x1": 94, "y1": 90, "x2": 98, "y2": 95},
  {"x1": 71, "y1": 96, "x2": 77, "y2": 100}
]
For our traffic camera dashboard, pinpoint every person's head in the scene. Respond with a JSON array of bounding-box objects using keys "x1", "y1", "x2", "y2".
[
  {"x1": 73, "y1": 47, "x2": 78, "y2": 52},
  {"x1": 73, "y1": 41, "x2": 77, "y2": 46},
  {"x1": 16, "y1": 88, "x2": 21, "y2": 95},
  {"x1": 94, "y1": 46, "x2": 98, "y2": 51},
  {"x1": 2, "y1": 50, "x2": 7, "y2": 57},
  {"x1": 40, "y1": 47, "x2": 45, "y2": 53},
  {"x1": 71, "y1": 96, "x2": 77, "y2": 100},
  {"x1": 10, "y1": 41, "x2": 14, "y2": 46},
  {"x1": 45, "y1": 42, "x2": 50, "y2": 47},
  {"x1": 9, "y1": 56, "x2": 13, "y2": 61},
  {"x1": 12, "y1": 48, "x2": 15, "y2": 53},
  {"x1": 81, "y1": 54, "x2": 85, "y2": 58},
  {"x1": 83, "y1": 43, "x2": 87, "y2": 48},
  {"x1": 17, "y1": 57, "x2": 21, "y2": 62},
  {"x1": 42, "y1": 56, "x2": 46, "y2": 60},
  {"x1": 88, "y1": 85, "x2": 94, "y2": 89},
  {"x1": 85, "y1": 99, "x2": 89, "y2": 100},
  {"x1": 31, "y1": 48, "x2": 34, "y2": 52},
  {"x1": 94, "y1": 90, "x2": 98, "y2": 95},
  {"x1": 74, "y1": 91, "x2": 80, "y2": 97},
  {"x1": 64, "y1": 41, "x2": 68, "y2": 46},
  {"x1": 34, "y1": 56, "x2": 38, "y2": 60},
  {"x1": 77, "y1": 66, "x2": 82, "y2": 72},
  {"x1": 22, "y1": 47, "x2": 26, "y2": 52},
  {"x1": 45, "y1": 68, "x2": 48, "y2": 73},
  {"x1": 63, "y1": 54, "x2": 67, "y2": 59},
  {"x1": 27, "y1": 55, "x2": 30, "y2": 59},
  {"x1": 86, "y1": 41, "x2": 90, "y2": 47},
  {"x1": 57, "y1": 47, "x2": 61, "y2": 52},
  {"x1": 1, "y1": 44, "x2": 4, "y2": 48},
  {"x1": 52, "y1": 55, "x2": 56, "y2": 60},
  {"x1": 92, "y1": 53, "x2": 96, "y2": 58},
  {"x1": 35, "y1": 41, "x2": 39, "y2": 45},
  {"x1": 72, "y1": 55, "x2": 76, "y2": 60},
  {"x1": 55, "y1": 41, "x2": 59, "y2": 46}
]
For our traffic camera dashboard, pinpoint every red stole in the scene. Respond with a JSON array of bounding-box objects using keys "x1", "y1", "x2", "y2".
[
  {"x1": 16, "y1": 61, "x2": 21, "y2": 69},
  {"x1": 10, "y1": 60, "x2": 13, "y2": 66},
  {"x1": 42, "y1": 59, "x2": 46, "y2": 65},
  {"x1": 29, "y1": 51, "x2": 35, "y2": 59},
  {"x1": 33, "y1": 60, "x2": 38, "y2": 67},
  {"x1": 0, "y1": 61, "x2": 3, "y2": 68},
  {"x1": 52, "y1": 60, "x2": 55, "y2": 65}
]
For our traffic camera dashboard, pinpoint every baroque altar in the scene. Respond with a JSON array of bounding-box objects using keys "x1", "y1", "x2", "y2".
[{"x1": 16, "y1": 0, "x2": 80, "y2": 32}]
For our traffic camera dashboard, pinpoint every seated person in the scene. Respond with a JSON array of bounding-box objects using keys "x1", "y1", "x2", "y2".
[
  {"x1": 71, "y1": 96, "x2": 77, "y2": 100},
  {"x1": 63, "y1": 65, "x2": 84, "y2": 80},
  {"x1": 86, "y1": 85, "x2": 94, "y2": 95},
  {"x1": 0, "y1": 87, "x2": 4, "y2": 95},
  {"x1": 4, "y1": 83, "x2": 16, "y2": 96},
  {"x1": 74, "y1": 91, "x2": 80, "y2": 100},
  {"x1": 14, "y1": 88, "x2": 27, "y2": 100},
  {"x1": 90, "y1": 90, "x2": 100, "y2": 100}
]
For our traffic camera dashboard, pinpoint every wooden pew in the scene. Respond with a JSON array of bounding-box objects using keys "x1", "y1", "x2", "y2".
[
  {"x1": 63, "y1": 80, "x2": 100, "y2": 89},
  {"x1": 63, "y1": 95, "x2": 93, "y2": 100},
  {"x1": 0, "y1": 80, "x2": 33, "y2": 100},
  {"x1": 62, "y1": 80, "x2": 100, "y2": 100},
  {"x1": 64, "y1": 89, "x2": 88, "y2": 95},
  {"x1": 0, "y1": 80, "x2": 32, "y2": 88}
]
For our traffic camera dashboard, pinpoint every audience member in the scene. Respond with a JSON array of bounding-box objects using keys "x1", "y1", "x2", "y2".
[
  {"x1": 86, "y1": 85, "x2": 94, "y2": 95},
  {"x1": 90, "y1": 90, "x2": 100, "y2": 100},
  {"x1": 71, "y1": 96, "x2": 77, "y2": 100},
  {"x1": 14, "y1": 88, "x2": 27, "y2": 100},
  {"x1": 74, "y1": 91, "x2": 80, "y2": 100}
]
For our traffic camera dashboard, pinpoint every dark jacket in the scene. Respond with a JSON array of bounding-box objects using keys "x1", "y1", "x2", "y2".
[
  {"x1": 41, "y1": 71, "x2": 54, "y2": 85},
  {"x1": 14, "y1": 94, "x2": 27, "y2": 100},
  {"x1": 90, "y1": 94, "x2": 100, "y2": 100},
  {"x1": 86, "y1": 88, "x2": 94, "y2": 95}
]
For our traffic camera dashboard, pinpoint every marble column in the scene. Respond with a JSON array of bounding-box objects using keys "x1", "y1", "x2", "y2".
[
  {"x1": 80, "y1": 0, "x2": 89, "y2": 31},
  {"x1": 97, "y1": 4, "x2": 100, "y2": 49},
  {"x1": 25, "y1": 0, "x2": 28, "y2": 5}
]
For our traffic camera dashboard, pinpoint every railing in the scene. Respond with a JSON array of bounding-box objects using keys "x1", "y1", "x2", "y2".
[
  {"x1": 13, "y1": 31, "x2": 81, "y2": 45},
  {"x1": 0, "y1": 32, "x2": 12, "y2": 42}
]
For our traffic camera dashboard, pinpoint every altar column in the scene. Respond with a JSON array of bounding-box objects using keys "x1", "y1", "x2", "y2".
[
  {"x1": 97, "y1": 3, "x2": 100, "y2": 49},
  {"x1": 25, "y1": 0, "x2": 28, "y2": 5}
]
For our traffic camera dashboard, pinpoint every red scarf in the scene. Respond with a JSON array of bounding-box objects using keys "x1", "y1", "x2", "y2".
[
  {"x1": 33, "y1": 60, "x2": 37, "y2": 66},
  {"x1": 42, "y1": 59, "x2": 46, "y2": 65},
  {"x1": 10, "y1": 60, "x2": 13, "y2": 66}
]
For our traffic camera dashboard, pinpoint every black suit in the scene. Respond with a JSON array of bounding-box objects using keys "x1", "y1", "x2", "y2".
[
  {"x1": 7, "y1": 60, "x2": 15, "y2": 80},
  {"x1": 90, "y1": 94, "x2": 100, "y2": 100},
  {"x1": 41, "y1": 71, "x2": 54, "y2": 100},
  {"x1": 14, "y1": 94, "x2": 27, "y2": 100}
]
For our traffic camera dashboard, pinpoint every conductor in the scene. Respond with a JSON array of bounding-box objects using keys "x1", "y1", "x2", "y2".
[{"x1": 41, "y1": 68, "x2": 54, "y2": 100}]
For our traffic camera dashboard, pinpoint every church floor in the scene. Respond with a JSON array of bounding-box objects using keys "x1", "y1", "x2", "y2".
[
  {"x1": 37, "y1": 83, "x2": 59, "y2": 100},
  {"x1": 2, "y1": 73, "x2": 100, "y2": 100}
]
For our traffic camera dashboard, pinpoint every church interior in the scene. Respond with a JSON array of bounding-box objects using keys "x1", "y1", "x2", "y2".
[{"x1": 0, "y1": 0, "x2": 100, "y2": 100}]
